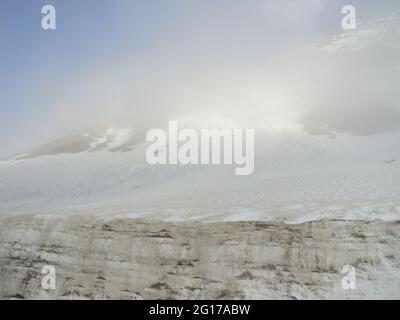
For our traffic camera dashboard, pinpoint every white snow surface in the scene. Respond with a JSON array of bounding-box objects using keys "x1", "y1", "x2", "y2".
[
  {"x1": 89, "y1": 128, "x2": 133, "y2": 150},
  {"x1": 319, "y1": 14, "x2": 400, "y2": 57},
  {"x1": 1, "y1": 130, "x2": 399, "y2": 223}
]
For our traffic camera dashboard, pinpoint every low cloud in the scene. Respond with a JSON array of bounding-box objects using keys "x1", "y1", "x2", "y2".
[{"x1": 2, "y1": 0, "x2": 399, "y2": 158}]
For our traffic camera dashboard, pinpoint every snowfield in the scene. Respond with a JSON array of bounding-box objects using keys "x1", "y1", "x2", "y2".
[{"x1": 1, "y1": 129, "x2": 399, "y2": 223}]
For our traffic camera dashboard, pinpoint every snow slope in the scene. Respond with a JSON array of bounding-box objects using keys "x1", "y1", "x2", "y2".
[{"x1": 1, "y1": 128, "x2": 399, "y2": 223}]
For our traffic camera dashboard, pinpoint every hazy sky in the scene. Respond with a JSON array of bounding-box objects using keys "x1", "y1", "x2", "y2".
[{"x1": 0, "y1": 0, "x2": 399, "y2": 157}]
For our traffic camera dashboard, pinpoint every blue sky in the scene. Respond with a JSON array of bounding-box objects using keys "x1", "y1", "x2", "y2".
[
  {"x1": 0, "y1": 0, "x2": 398, "y2": 157},
  {"x1": 0, "y1": 0, "x2": 170, "y2": 155}
]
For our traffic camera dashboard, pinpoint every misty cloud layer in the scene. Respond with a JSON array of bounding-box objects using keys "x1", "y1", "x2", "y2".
[
  {"x1": 299, "y1": 15, "x2": 400, "y2": 136},
  {"x1": 33, "y1": 1, "x2": 400, "y2": 136},
  {"x1": 1, "y1": 0, "x2": 400, "y2": 156}
]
